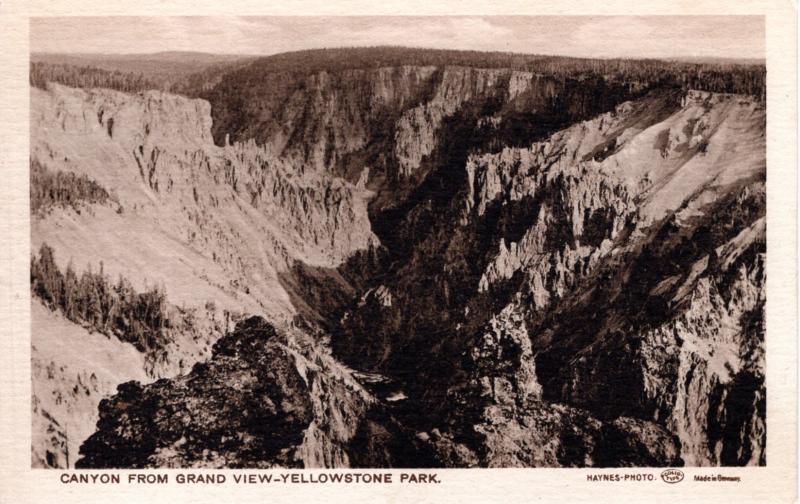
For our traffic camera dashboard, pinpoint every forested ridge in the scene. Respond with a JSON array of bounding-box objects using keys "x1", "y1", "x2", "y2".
[
  {"x1": 29, "y1": 47, "x2": 766, "y2": 154},
  {"x1": 30, "y1": 62, "x2": 162, "y2": 94},
  {"x1": 30, "y1": 46, "x2": 765, "y2": 98},
  {"x1": 201, "y1": 46, "x2": 765, "y2": 94}
]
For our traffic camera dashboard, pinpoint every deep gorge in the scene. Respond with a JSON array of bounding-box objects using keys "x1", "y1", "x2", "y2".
[{"x1": 29, "y1": 49, "x2": 766, "y2": 468}]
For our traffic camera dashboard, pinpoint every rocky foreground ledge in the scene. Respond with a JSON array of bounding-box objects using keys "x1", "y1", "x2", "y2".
[
  {"x1": 75, "y1": 313, "x2": 687, "y2": 469},
  {"x1": 76, "y1": 317, "x2": 372, "y2": 468}
]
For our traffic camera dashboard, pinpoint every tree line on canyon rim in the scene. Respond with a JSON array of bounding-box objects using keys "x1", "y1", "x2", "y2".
[{"x1": 31, "y1": 46, "x2": 765, "y2": 101}]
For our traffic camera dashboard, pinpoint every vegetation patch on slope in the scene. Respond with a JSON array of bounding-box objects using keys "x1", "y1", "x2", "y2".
[
  {"x1": 30, "y1": 159, "x2": 117, "y2": 216},
  {"x1": 31, "y1": 243, "x2": 178, "y2": 358}
]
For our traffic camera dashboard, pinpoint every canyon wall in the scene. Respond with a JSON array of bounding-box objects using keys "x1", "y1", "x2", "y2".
[
  {"x1": 30, "y1": 83, "x2": 376, "y2": 467},
  {"x1": 31, "y1": 63, "x2": 765, "y2": 468}
]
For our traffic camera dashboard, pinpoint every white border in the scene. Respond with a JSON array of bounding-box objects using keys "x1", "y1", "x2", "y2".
[{"x1": 0, "y1": 2, "x2": 796, "y2": 503}]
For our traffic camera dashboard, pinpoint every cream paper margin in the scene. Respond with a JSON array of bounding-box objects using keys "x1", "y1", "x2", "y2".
[{"x1": 0, "y1": 1, "x2": 796, "y2": 503}]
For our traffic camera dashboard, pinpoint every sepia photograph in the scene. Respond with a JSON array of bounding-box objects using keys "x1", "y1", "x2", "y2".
[{"x1": 26, "y1": 15, "x2": 769, "y2": 471}]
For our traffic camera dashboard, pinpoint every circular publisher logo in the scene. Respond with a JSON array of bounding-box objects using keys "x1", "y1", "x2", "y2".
[{"x1": 660, "y1": 469, "x2": 685, "y2": 484}]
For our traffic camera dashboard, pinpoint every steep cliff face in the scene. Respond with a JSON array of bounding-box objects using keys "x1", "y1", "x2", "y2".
[
  {"x1": 32, "y1": 59, "x2": 765, "y2": 469},
  {"x1": 203, "y1": 65, "x2": 639, "y2": 215},
  {"x1": 32, "y1": 84, "x2": 376, "y2": 302},
  {"x1": 332, "y1": 87, "x2": 765, "y2": 467},
  {"x1": 30, "y1": 83, "x2": 376, "y2": 467}
]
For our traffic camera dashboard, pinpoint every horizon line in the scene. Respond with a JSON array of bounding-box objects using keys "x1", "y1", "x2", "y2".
[{"x1": 29, "y1": 47, "x2": 767, "y2": 65}]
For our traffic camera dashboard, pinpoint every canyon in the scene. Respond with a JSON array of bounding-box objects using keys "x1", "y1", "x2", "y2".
[{"x1": 30, "y1": 51, "x2": 766, "y2": 468}]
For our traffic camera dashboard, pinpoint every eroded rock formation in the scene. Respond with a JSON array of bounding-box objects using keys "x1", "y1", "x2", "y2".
[{"x1": 31, "y1": 58, "x2": 766, "y2": 468}]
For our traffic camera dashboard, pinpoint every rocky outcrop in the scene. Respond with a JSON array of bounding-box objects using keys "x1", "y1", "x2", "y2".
[
  {"x1": 419, "y1": 299, "x2": 684, "y2": 468},
  {"x1": 77, "y1": 317, "x2": 372, "y2": 468},
  {"x1": 448, "y1": 402, "x2": 681, "y2": 468}
]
